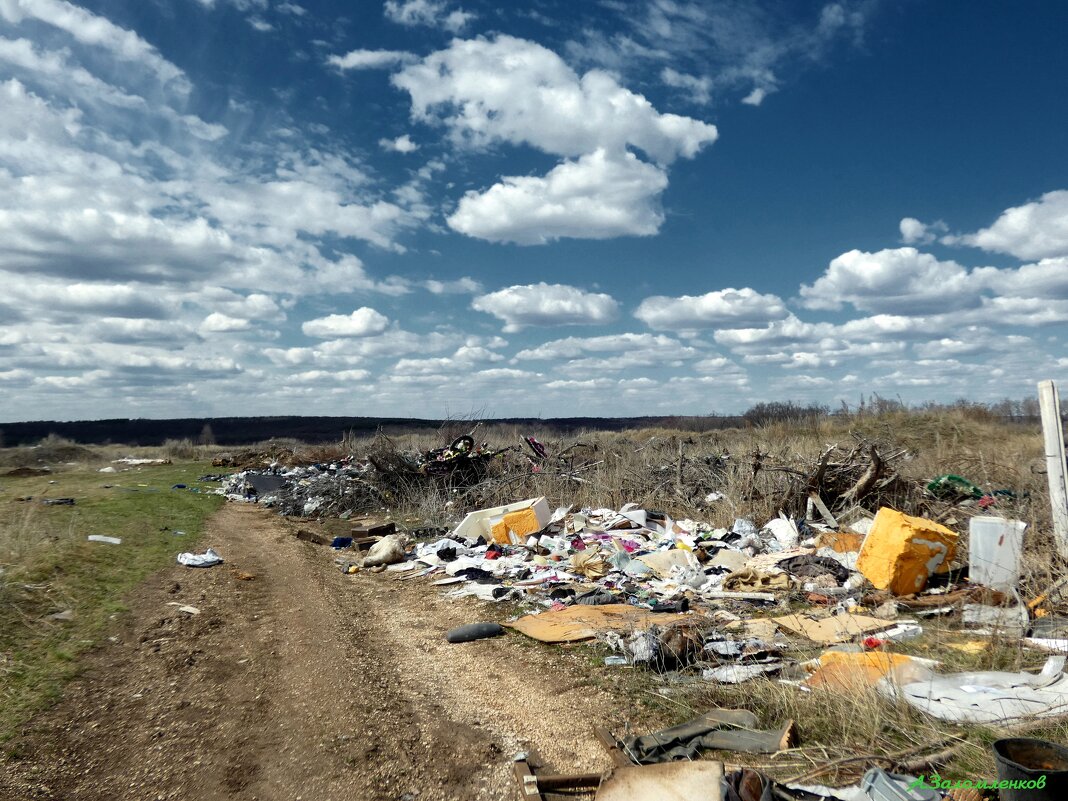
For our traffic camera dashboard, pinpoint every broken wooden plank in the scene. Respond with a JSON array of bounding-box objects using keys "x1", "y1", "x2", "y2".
[
  {"x1": 351, "y1": 522, "x2": 396, "y2": 537},
  {"x1": 808, "y1": 492, "x2": 838, "y2": 528},
  {"x1": 594, "y1": 727, "x2": 634, "y2": 767},
  {"x1": 513, "y1": 758, "x2": 544, "y2": 800}
]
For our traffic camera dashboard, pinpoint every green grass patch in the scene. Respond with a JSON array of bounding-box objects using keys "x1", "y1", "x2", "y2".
[{"x1": 0, "y1": 462, "x2": 225, "y2": 742}]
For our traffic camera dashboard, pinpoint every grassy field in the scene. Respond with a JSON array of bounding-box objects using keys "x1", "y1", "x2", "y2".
[{"x1": 0, "y1": 461, "x2": 224, "y2": 743}]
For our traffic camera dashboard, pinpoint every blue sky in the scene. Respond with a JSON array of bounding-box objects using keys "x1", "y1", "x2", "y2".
[{"x1": 1, "y1": 0, "x2": 1066, "y2": 422}]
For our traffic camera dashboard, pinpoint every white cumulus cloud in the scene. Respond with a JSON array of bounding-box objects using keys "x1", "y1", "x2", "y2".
[
  {"x1": 949, "y1": 190, "x2": 1068, "y2": 260},
  {"x1": 379, "y1": 134, "x2": 419, "y2": 153},
  {"x1": 975, "y1": 257, "x2": 1068, "y2": 299},
  {"x1": 635, "y1": 287, "x2": 789, "y2": 330},
  {"x1": 392, "y1": 34, "x2": 716, "y2": 244},
  {"x1": 471, "y1": 283, "x2": 619, "y2": 333},
  {"x1": 0, "y1": 0, "x2": 189, "y2": 92},
  {"x1": 447, "y1": 149, "x2": 669, "y2": 245},
  {"x1": 799, "y1": 248, "x2": 979, "y2": 314},
  {"x1": 301, "y1": 307, "x2": 391, "y2": 338},
  {"x1": 200, "y1": 312, "x2": 253, "y2": 333},
  {"x1": 515, "y1": 333, "x2": 692, "y2": 361},
  {"x1": 384, "y1": 0, "x2": 474, "y2": 33},
  {"x1": 394, "y1": 35, "x2": 717, "y2": 164},
  {"x1": 741, "y1": 87, "x2": 767, "y2": 106},
  {"x1": 660, "y1": 67, "x2": 711, "y2": 104}
]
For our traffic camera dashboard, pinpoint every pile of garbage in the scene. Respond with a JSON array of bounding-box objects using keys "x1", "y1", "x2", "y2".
[
  {"x1": 215, "y1": 437, "x2": 1068, "y2": 795},
  {"x1": 216, "y1": 433, "x2": 531, "y2": 515},
  {"x1": 219, "y1": 459, "x2": 382, "y2": 517},
  {"x1": 216, "y1": 433, "x2": 930, "y2": 521},
  {"x1": 322, "y1": 495, "x2": 1064, "y2": 714}
]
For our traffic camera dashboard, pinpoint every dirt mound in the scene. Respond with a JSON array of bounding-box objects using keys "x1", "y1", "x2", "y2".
[{"x1": 3, "y1": 467, "x2": 52, "y2": 477}]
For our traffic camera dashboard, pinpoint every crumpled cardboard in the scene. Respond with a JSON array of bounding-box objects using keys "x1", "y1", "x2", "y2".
[
  {"x1": 505, "y1": 604, "x2": 682, "y2": 643},
  {"x1": 638, "y1": 549, "x2": 700, "y2": 579},
  {"x1": 770, "y1": 612, "x2": 895, "y2": 644}
]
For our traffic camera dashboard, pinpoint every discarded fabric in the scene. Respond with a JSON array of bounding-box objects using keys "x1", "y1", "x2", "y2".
[{"x1": 622, "y1": 708, "x2": 797, "y2": 764}]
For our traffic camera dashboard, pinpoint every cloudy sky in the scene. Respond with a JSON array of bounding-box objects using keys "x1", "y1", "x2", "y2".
[{"x1": 1, "y1": 0, "x2": 1066, "y2": 422}]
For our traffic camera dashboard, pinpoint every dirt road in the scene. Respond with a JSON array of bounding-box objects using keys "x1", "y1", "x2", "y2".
[{"x1": 1, "y1": 504, "x2": 636, "y2": 801}]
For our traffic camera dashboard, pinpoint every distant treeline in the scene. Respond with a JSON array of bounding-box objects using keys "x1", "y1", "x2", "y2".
[
  {"x1": 0, "y1": 414, "x2": 747, "y2": 447},
  {"x1": 0, "y1": 395, "x2": 1045, "y2": 448}
]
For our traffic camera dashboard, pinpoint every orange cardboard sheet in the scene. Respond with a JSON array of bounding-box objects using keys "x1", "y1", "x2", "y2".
[
  {"x1": 505, "y1": 604, "x2": 686, "y2": 643},
  {"x1": 770, "y1": 613, "x2": 894, "y2": 644}
]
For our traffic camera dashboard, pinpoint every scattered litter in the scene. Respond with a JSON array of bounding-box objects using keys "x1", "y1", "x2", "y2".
[
  {"x1": 453, "y1": 497, "x2": 552, "y2": 544},
  {"x1": 43, "y1": 498, "x2": 76, "y2": 506},
  {"x1": 861, "y1": 767, "x2": 941, "y2": 801},
  {"x1": 87, "y1": 535, "x2": 122, "y2": 545},
  {"x1": 992, "y1": 738, "x2": 1068, "y2": 799},
  {"x1": 803, "y1": 651, "x2": 937, "y2": 690},
  {"x1": 207, "y1": 424, "x2": 1068, "y2": 759},
  {"x1": 702, "y1": 663, "x2": 783, "y2": 683},
  {"x1": 769, "y1": 613, "x2": 896, "y2": 644},
  {"x1": 962, "y1": 598, "x2": 1029, "y2": 635},
  {"x1": 177, "y1": 548, "x2": 224, "y2": 568},
  {"x1": 596, "y1": 761, "x2": 724, "y2": 801},
  {"x1": 46, "y1": 609, "x2": 74, "y2": 622}
]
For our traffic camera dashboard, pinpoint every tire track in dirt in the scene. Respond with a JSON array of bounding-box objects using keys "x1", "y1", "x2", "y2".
[{"x1": 1, "y1": 503, "x2": 634, "y2": 801}]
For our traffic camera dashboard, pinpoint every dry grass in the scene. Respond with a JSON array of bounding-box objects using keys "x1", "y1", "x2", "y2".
[{"x1": 299, "y1": 413, "x2": 1048, "y2": 534}]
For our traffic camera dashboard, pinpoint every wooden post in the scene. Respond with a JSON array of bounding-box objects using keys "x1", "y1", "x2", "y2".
[
  {"x1": 676, "y1": 442, "x2": 684, "y2": 493},
  {"x1": 1038, "y1": 380, "x2": 1068, "y2": 559}
]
